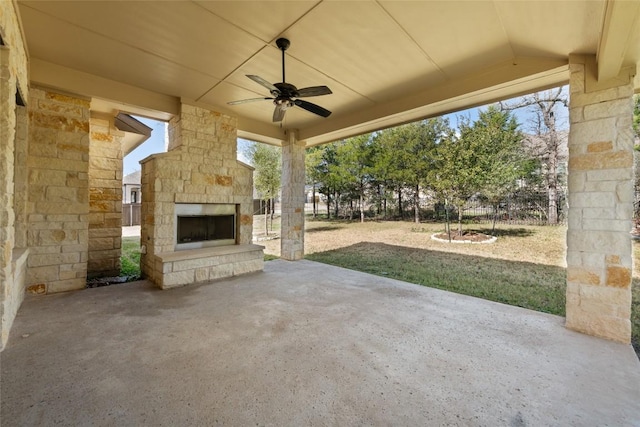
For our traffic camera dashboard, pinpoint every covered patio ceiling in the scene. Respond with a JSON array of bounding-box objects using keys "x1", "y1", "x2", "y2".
[{"x1": 18, "y1": 0, "x2": 640, "y2": 146}]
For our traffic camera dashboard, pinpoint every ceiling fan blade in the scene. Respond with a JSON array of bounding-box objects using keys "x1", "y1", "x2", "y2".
[
  {"x1": 294, "y1": 99, "x2": 332, "y2": 118},
  {"x1": 246, "y1": 75, "x2": 279, "y2": 93},
  {"x1": 272, "y1": 104, "x2": 286, "y2": 122},
  {"x1": 296, "y1": 86, "x2": 333, "y2": 97},
  {"x1": 227, "y1": 97, "x2": 273, "y2": 105}
]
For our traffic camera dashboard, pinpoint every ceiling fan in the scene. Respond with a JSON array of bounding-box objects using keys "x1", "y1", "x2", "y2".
[{"x1": 228, "y1": 38, "x2": 332, "y2": 122}]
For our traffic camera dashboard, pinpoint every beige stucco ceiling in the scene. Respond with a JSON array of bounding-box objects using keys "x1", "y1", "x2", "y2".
[{"x1": 16, "y1": 0, "x2": 640, "y2": 146}]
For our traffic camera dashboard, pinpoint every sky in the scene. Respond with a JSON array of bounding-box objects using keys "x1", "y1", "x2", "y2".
[
  {"x1": 123, "y1": 117, "x2": 167, "y2": 177},
  {"x1": 123, "y1": 116, "x2": 251, "y2": 176},
  {"x1": 123, "y1": 86, "x2": 569, "y2": 174},
  {"x1": 444, "y1": 88, "x2": 569, "y2": 134}
]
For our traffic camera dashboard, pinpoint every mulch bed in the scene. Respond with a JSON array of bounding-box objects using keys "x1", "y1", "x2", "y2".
[
  {"x1": 86, "y1": 275, "x2": 139, "y2": 288},
  {"x1": 434, "y1": 231, "x2": 494, "y2": 243}
]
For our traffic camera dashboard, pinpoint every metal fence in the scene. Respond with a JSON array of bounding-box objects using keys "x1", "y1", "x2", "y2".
[{"x1": 433, "y1": 191, "x2": 566, "y2": 226}]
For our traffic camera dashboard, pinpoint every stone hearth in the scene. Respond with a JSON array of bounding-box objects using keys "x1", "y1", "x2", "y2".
[{"x1": 140, "y1": 104, "x2": 263, "y2": 289}]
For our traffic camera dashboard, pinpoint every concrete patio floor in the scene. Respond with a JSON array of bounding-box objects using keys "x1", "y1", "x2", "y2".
[{"x1": 2, "y1": 260, "x2": 639, "y2": 426}]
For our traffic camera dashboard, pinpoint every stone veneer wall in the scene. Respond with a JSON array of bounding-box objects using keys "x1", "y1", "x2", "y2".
[
  {"x1": 566, "y1": 55, "x2": 636, "y2": 343},
  {"x1": 140, "y1": 104, "x2": 259, "y2": 288},
  {"x1": 0, "y1": 3, "x2": 29, "y2": 95},
  {"x1": 26, "y1": 88, "x2": 90, "y2": 293},
  {"x1": 88, "y1": 114, "x2": 124, "y2": 277},
  {"x1": 0, "y1": 1, "x2": 30, "y2": 349}
]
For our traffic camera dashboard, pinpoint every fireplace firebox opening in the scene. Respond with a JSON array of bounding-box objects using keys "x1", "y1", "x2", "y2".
[
  {"x1": 174, "y1": 203, "x2": 238, "y2": 250},
  {"x1": 177, "y1": 215, "x2": 235, "y2": 243}
]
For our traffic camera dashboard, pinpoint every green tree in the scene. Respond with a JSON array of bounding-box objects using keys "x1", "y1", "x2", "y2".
[
  {"x1": 372, "y1": 119, "x2": 449, "y2": 222},
  {"x1": 334, "y1": 134, "x2": 374, "y2": 222},
  {"x1": 472, "y1": 106, "x2": 525, "y2": 232},
  {"x1": 307, "y1": 143, "x2": 344, "y2": 219},
  {"x1": 374, "y1": 126, "x2": 412, "y2": 219},
  {"x1": 430, "y1": 119, "x2": 482, "y2": 237},
  {"x1": 368, "y1": 132, "x2": 394, "y2": 218},
  {"x1": 410, "y1": 119, "x2": 451, "y2": 223},
  {"x1": 246, "y1": 142, "x2": 281, "y2": 235},
  {"x1": 305, "y1": 146, "x2": 324, "y2": 218},
  {"x1": 324, "y1": 142, "x2": 355, "y2": 219},
  {"x1": 431, "y1": 106, "x2": 524, "y2": 236}
]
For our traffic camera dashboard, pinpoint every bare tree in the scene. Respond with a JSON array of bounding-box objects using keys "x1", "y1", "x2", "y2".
[{"x1": 500, "y1": 87, "x2": 568, "y2": 224}]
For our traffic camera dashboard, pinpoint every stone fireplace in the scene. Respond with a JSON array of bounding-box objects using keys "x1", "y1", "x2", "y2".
[{"x1": 140, "y1": 104, "x2": 264, "y2": 289}]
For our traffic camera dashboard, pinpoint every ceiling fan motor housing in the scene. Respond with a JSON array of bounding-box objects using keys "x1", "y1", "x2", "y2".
[{"x1": 274, "y1": 82, "x2": 298, "y2": 98}]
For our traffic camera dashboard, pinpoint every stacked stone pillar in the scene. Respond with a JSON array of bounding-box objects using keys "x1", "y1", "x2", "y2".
[
  {"x1": 280, "y1": 130, "x2": 306, "y2": 260},
  {"x1": 26, "y1": 88, "x2": 90, "y2": 293},
  {"x1": 0, "y1": 1, "x2": 30, "y2": 349},
  {"x1": 0, "y1": 48, "x2": 18, "y2": 347},
  {"x1": 88, "y1": 114, "x2": 124, "y2": 278},
  {"x1": 566, "y1": 55, "x2": 636, "y2": 343}
]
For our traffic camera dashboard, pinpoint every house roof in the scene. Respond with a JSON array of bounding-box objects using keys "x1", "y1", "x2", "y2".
[
  {"x1": 115, "y1": 113, "x2": 153, "y2": 157},
  {"x1": 17, "y1": 1, "x2": 640, "y2": 146},
  {"x1": 122, "y1": 170, "x2": 141, "y2": 186}
]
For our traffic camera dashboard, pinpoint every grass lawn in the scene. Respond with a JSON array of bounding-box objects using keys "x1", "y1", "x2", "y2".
[{"x1": 121, "y1": 236, "x2": 142, "y2": 278}]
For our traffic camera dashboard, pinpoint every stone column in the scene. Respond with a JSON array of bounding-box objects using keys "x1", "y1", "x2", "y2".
[
  {"x1": 0, "y1": 47, "x2": 17, "y2": 348},
  {"x1": 566, "y1": 55, "x2": 636, "y2": 343},
  {"x1": 281, "y1": 130, "x2": 306, "y2": 260},
  {"x1": 88, "y1": 114, "x2": 124, "y2": 278},
  {"x1": 0, "y1": 1, "x2": 30, "y2": 349},
  {"x1": 26, "y1": 88, "x2": 90, "y2": 293}
]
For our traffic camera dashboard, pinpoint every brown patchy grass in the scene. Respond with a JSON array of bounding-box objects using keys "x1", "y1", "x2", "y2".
[{"x1": 259, "y1": 217, "x2": 566, "y2": 267}]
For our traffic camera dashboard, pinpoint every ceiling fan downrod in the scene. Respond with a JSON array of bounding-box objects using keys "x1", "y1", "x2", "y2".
[{"x1": 276, "y1": 38, "x2": 290, "y2": 83}]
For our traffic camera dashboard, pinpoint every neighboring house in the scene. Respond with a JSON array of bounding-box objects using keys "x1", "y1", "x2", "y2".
[{"x1": 123, "y1": 170, "x2": 141, "y2": 204}]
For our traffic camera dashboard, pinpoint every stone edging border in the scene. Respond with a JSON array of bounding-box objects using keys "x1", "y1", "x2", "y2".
[{"x1": 430, "y1": 233, "x2": 497, "y2": 244}]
